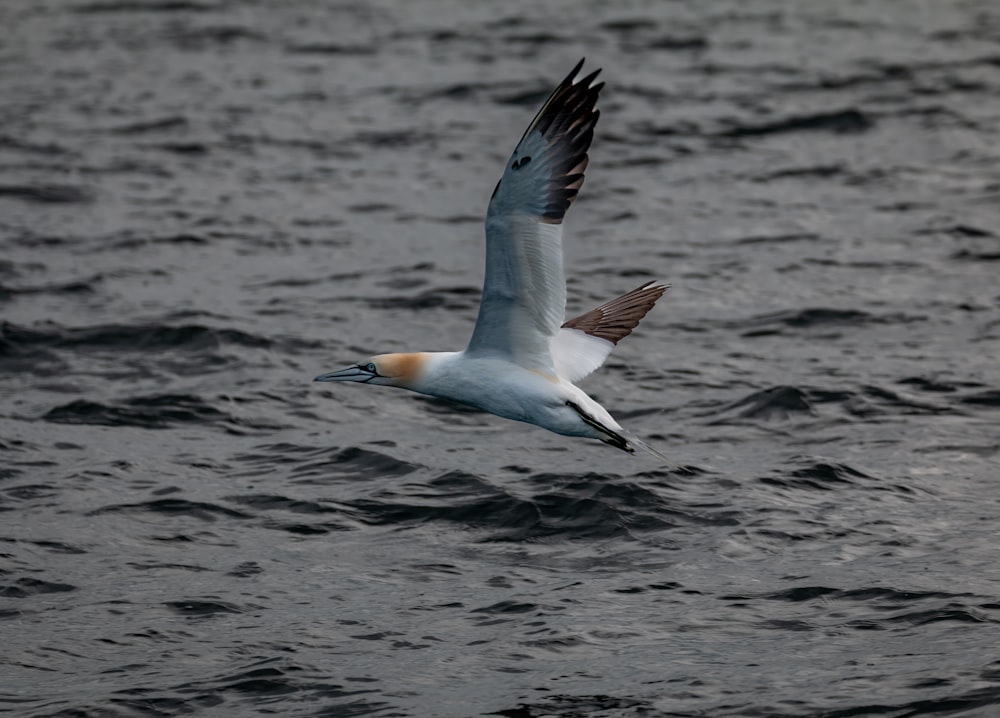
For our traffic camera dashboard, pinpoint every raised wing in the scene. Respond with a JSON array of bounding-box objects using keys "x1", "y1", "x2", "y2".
[
  {"x1": 465, "y1": 59, "x2": 603, "y2": 371},
  {"x1": 551, "y1": 281, "x2": 669, "y2": 383}
]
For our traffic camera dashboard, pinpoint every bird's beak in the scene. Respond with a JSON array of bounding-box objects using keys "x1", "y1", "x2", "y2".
[{"x1": 314, "y1": 366, "x2": 373, "y2": 383}]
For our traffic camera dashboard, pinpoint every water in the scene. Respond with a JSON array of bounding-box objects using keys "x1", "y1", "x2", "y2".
[{"x1": 3, "y1": 1, "x2": 1000, "y2": 716}]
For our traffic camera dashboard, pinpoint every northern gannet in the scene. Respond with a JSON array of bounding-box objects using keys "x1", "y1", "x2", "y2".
[{"x1": 315, "y1": 60, "x2": 669, "y2": 457}]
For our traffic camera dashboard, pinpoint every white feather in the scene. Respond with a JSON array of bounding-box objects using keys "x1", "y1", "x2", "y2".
[
  {"x1": 550, "y1": 327, "x2": 615, "y2": 383},
  {"x1": 465, "y1": 63, "x2": 599, "y2": 372}
]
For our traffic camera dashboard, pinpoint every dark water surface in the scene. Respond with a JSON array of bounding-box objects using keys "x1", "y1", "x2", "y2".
[{"x1": 4, "y1": 1, "x2": 1000, "y2": 716}]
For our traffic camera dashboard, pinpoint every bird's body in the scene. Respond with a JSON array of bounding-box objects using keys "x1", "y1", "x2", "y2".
[
  {"x1": 316, "y1": 60, "x2": 669, "y2": 457},
  {"x1": 384, "y1": 351, "x2": 624, "y2": 443}
]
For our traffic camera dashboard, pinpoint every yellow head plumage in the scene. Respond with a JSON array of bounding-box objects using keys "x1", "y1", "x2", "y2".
[{"x1": 369, "y1": 353, "x2": 428, "y2": 388}]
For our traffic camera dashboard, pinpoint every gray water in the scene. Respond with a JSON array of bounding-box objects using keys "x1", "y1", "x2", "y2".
[{"x1": 3, "y1": 1, "x2": 1000, "y2": 716}]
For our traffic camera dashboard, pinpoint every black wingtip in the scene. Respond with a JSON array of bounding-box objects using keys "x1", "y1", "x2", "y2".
[
  {"x1": 491, "y1": 60, "x2": 606, "y2": 223},
  {"x1": 529, "y1": 60, "x2": 605, "y2": 223},
  {"x1": 562, "y1": 59, "x2": 602, "y2": 94}
]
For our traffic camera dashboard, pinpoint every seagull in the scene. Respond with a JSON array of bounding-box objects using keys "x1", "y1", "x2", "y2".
[{"x1": 315, "y1": 59, "x2": 669, "y2": 457}]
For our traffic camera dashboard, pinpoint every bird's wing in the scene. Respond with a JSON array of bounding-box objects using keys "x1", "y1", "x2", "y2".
[
  {"x1": 551, "y1": 281, "x2": 669, "y2": 383},
  {"x1": 465, "y1": 59, "x2": 603, "y2": 372}
]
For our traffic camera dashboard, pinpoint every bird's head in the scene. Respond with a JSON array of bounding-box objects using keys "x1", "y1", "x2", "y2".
[{"x1": 313, "y1": 352, "x2": 427, "y2": 389}]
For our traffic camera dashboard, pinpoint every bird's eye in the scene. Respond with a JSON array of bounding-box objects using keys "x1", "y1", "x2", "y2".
[{"x1": 365, "y1": 363, "x2": 377, "y2": 373}]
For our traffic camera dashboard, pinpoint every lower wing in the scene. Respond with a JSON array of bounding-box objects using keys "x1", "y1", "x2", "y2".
[{"x1": 551, "y1": 281, "x2": 669, "y2": 383}]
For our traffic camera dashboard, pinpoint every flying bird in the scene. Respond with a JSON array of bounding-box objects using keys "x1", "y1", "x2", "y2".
[{"x1": 315, "y1": 59, "x2": 669, "y2": 457}]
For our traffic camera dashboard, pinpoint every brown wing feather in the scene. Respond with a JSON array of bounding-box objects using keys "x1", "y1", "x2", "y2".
[{"x1": 562, "y1": 281, "x2": 669, "y2": 344}]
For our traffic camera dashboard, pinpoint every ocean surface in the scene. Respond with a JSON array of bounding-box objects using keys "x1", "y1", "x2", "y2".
[{"x1": 3, "y1": 1, "x2": 1000, "y2": 716}]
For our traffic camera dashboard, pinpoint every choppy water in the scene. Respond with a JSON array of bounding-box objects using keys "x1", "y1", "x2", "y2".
[{"x1": 4, "y1": 1, "x2": 1000, "y2": 716}]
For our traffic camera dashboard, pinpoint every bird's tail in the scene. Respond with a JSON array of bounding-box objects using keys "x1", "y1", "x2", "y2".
[
  {"x1": 617, "y1": 430, "x2": 679, "y2": 470},
  {"x1": 567, "y1": 399, "x2": 678, "y2": 469},
  {"x1": 597, "y1": 425, "x2": 677, "y2": 468}
]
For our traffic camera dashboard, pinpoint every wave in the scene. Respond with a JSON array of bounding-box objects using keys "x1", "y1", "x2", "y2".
[
  {"x1": 718, "y1": 108, "x2": 874, "y2": 137},
  {"x1": 90, "y1": 497, "x2": 251, "y2": 521},
  {"x1": 1, "y1": 320, "x2": 314, "y2": 379},
  {"x1": 44, "y1": 394, "x2": 281, "y2": 434},
  {"x1": 0, "y1": 183, "x2": 93, "y2": 203},
  {"x1": 0, "y1": 577, "x2": 76, "y2": 598},
  {"x1": 710, "y1": 382, "x2": 984, "y2": 425},
  {"x1": 2, "y1": 321, "x2": 274, "y2": 352},
  {"x1": 231, "y1": 443, "x2": 419, "y2": 482},
  {"x1": 315, "y1": 469, "x2": 732, "y2": 542}
]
